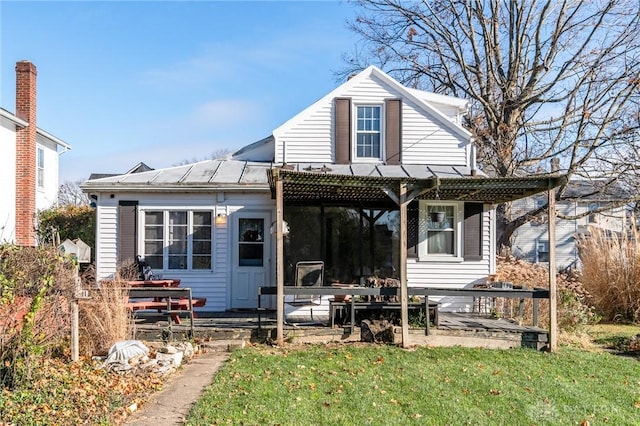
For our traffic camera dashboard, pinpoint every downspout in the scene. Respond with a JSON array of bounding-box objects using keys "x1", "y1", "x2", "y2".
[{"x1": 470, "y1": 138, "x2": 477, "y2": 176}]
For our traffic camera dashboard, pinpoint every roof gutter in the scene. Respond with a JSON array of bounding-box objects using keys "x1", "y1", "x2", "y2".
[
  {"x1": 79, "y1": 183, "x2": 270, "y2": 193},
  {"x1": 37, "y1": 128, "x2": 72, "y2": 151}
]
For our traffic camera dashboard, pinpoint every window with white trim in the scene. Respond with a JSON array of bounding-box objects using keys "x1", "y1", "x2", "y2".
[
  {"x1": 418, "y1": 202, "x2": 462, "y2": 259},
  {"x1": 355, "y1": 105, "x2": 383, "y2": 160},
  {"x1": 143, "y1": 210, "x2": 213, "y2": 270},
  {"x1": 37, "y1": 147, "x2": 44, "y2": 188},
  {"x1": 536, "y1": 240, "x2": 549, "y2": 263}
]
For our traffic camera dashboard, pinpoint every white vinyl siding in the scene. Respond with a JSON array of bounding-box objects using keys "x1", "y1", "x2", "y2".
[
  {"x1": 408, "y1": 208, "x2": 493, "y2": 312},
  {"x1": 273, "y1": 72, "x2": 468, "y2": 165},
  {"x1": 0, "y1": 117, "x2": 17, "y2": 242},
  {"x1": 93, "y1": 191, "x2": 274, "y2": 312},
  {"x1": 35, "y1": 135, "x2": 61, "y2": 211},
  {"x1": 511, "y1": 196, "x2": 627, "y2": 269}
]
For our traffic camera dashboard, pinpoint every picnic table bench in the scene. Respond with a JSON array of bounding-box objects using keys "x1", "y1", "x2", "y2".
[{"x1": 125, "y1": 287, "x2": 206, "y2": 338}]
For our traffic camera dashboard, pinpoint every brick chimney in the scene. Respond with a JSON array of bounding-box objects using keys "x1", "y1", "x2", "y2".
[{"x1": 15, "y1": 61, "x2": 37, "y2": 246}]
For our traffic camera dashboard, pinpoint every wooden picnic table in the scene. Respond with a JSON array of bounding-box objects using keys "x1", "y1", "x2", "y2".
[
  {"x1": 124, "y1": 280, "x2": 206, "y2": 338},
  {"x1": 125, "y1": 279, "x2": 181, "y2": 288}
]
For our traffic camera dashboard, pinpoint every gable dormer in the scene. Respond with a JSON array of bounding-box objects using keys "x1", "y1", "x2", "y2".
[{"x1": 272, "y1": 66, "x2": 471, "y2": 167}]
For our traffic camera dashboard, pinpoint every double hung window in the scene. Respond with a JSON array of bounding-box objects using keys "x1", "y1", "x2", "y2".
[
  {"x1": 37, "y1": 147, "x2": 45, "y2": 188},
  {"x1": 355, "y1": 105, "x2": 382, "y2": 160},
  {"x1": 419, "y1": 202, "x2": 462, "y2": 260},
  {"x1": 536, "y1": 240, "x2": 549, "y2": 263},
  {"x1": 143, "y1": 210, "x2": 212, "y2": 270}
]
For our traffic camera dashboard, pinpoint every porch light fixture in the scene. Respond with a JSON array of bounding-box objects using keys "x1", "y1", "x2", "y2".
[{"x1": 216, "y1": 212, "x2": 227, "y2": 224}]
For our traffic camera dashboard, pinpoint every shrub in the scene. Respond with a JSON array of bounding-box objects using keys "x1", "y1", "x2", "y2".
[
  {"x1": 37, "y1": 204, "x2": 95, "y2": 257},
  {"x1": 0, "y1": 244, "x2": 76, "y2": 388},
  {"x1": 494, "y1": 255, "x2": 598, "y2": 331},
  {"x1": 79, "y1": 271, "x2": 132, "y2": 356},
  {"x1": 577, "y1": 226, "x2": 640, "y2": 322}
]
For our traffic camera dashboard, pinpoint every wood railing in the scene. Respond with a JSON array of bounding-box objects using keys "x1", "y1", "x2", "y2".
[{"x1": 258, "y1": 286, "x2": 550, "y2": 335}]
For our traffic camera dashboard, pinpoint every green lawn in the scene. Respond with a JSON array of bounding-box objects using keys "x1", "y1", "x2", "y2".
[{"x1": 187, "y1": 343, "x2": 640, "y2": 425}]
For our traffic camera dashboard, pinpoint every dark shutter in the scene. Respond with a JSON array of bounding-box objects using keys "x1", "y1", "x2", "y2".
[
  {"x1": 118, "y1": 201, "x2": 138, "y2": 265},
  {"x1": 334, "y1": 97, "x2": 351, "y2": 164},
  {"x1": 406, "y1": 200, "x2": 419, "y2": 258},
  {"x1": 385, "y1": 99, "x2": 402, "y2": 164},
  {"x1": 464, "y1": 203, "x2": 483, "y2": 261}
]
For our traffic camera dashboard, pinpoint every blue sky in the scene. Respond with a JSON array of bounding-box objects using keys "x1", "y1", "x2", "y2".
[{"x1": 1, "y1": 0, "x2": 360, "y2": 183}]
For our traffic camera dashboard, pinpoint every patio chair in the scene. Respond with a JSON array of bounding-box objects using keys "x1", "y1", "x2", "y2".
[{"x1": 288, "y1": 261, "x2": 324, "y2": 323}]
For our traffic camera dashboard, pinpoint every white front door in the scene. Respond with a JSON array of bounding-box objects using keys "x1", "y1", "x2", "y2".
[{"x1": 231, "y1": 211, "x2": 271, "y2": 309}]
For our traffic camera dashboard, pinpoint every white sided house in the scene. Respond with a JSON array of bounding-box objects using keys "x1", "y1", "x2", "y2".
[
  {"x1": 83, "y1": 66, "x2": 562, "y2": 316},
  {"x1": 511, "y1": 179, "x2": 629, "y2": 270},
  {"x1": 0, "y1": 61, "x2": 71, "y2": 245}
]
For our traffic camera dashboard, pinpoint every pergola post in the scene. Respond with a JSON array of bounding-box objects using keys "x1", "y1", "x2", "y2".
[
  {"x1": 548, "y1": 187, "x2": 557, "y2": 352},
  {"x1": 276, "y1": 179, "x2": 285, "y2": 346},
  {"x1": 399, "y1": 183, "x2": 409, "y2": 348}
]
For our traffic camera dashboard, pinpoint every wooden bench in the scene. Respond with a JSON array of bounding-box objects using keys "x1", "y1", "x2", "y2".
[{"x1": 125, "y1": 287, "x2": 206, "y2": 337}]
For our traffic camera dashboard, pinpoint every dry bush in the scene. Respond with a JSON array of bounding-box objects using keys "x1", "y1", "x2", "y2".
[
  {"x1": 79, "y1": 268, "x2": 133, "y2": 356},
  {"x1": 494, "y1": 254, "x2": 597, "y2": 331},
  {"x1": 0, "y1": 244, "x2": 76, "y2": 387},
  {"x1": 577, "y1": 226, "x2": 640, "y2": 323}
]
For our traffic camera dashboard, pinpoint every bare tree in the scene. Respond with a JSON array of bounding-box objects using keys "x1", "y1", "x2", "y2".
[
  {"x1": 57, "y1": 181, "x2": 91, "y2": 206},
  {"x1": 173, "y1": 148, "x2": 233, "y2": 166},
  {"x1": 345, "y1": 0, "x2": 640, "y2": 248}
]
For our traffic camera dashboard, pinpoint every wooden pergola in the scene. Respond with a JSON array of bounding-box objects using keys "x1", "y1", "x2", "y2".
[{"x1": 268, "y1": 168, "x2": 568, "y2": 350}]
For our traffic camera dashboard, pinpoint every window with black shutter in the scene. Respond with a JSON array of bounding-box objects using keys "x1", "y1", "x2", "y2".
[{"x1": 463, "y1": 203, "x2": 483, "y2": 261}]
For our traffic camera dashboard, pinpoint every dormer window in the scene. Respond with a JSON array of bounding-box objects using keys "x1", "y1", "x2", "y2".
[{"x1": 355, "y1": 105, "x2": 383, "y2": 161}]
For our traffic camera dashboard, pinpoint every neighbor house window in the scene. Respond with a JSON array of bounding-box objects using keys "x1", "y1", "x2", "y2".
[
  {"x1": 419, "y1": 202, "x2": 462, "y2": 260},
  {"x1": 531, "y1": 197, "x2": 546, "y2": 227},
  {"x1": 588, "y1": 202, "x2": 599, "y2": 224},
  {"x1": 37, "y1": 147, "x2": 44, "y2": 188},
  {"x1": 355, "y1": 105, "x2": 382, "y2": 160},
  {"x1": 143, "y1": 210, "x2": 213, "y2": 270},
  {"x1": 536, "y1": 240, "x2": 549, "y2": 263}
]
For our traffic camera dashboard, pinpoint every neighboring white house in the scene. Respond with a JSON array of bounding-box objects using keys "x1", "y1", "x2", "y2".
[
  {"x1": 0, "y1": 61, "x2": 71, "y2": 245},
  {"x1": 511, "y1": 179, "x2": 628, "y2": 269},
  {"x1": 83, "y1": 66, "x2": 561, "y2": 314}
]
